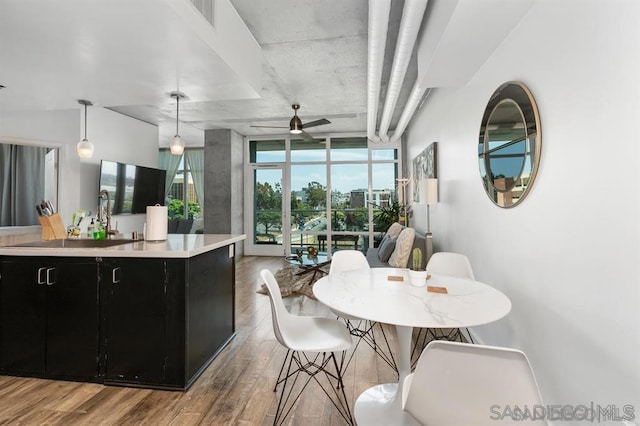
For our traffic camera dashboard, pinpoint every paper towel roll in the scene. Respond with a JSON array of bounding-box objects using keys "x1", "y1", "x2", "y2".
[{"x1": 146, "y1": 205, "x2": 168, "y2": 241}]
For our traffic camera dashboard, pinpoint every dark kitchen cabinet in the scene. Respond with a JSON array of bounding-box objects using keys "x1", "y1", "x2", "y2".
[
  {"x1": 0, "y1": 242, "x2": 236, "y2": 390},
  {"x1": 103, "y1": 247, "x2": 235, "y2": 390},
  {"x1": 0, "y1": 257, "x2": 99, "y2": 380},
  {"x1": 103, "y1": 257, "x2": 183, "y2": 387}
]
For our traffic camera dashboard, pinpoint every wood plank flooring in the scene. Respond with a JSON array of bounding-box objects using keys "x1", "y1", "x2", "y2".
[{"x1": 0, "y1": 256, "x2": 404, "y2": 425}]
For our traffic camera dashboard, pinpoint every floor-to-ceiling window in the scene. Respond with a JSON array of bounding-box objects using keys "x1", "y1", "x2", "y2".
[{"x1": 245, "y1": 135, "x2": 401, "y2": 257}]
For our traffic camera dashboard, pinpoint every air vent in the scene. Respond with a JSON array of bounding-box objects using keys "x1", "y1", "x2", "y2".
[{"x1": 190, "y1": 0, "x2": 215, "y2": 27}]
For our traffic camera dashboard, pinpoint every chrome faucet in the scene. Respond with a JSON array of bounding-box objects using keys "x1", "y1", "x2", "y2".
[{"x1": 98, "y1": 190, "x2": 117, "y2": 236}]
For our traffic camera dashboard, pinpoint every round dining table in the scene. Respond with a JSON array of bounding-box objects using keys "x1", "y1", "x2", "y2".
[{"x1": 313, "y1": 267, "x2": 512, "y2": 425}]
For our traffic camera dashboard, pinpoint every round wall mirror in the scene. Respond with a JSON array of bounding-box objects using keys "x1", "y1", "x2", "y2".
[{"x1": 478, "y1": 81, "x2": 541, "y2": 208}]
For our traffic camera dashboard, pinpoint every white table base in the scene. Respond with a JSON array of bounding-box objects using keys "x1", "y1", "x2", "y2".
[
  {"x1": 354, "y1": 383, "x2": 419, "y2": 425},
  {"x1": 354, "y1": 325, "x2": 419, "y2": 425}
]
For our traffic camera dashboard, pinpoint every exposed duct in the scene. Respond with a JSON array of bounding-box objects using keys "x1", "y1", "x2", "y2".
[
  {"x1": 390, "y1": 85, "x2": 431, "y2": 143},
  {"x1": 367, "y1": 0, "x2": 392, "y2": 143},
  {"x1": 376, "y1": 0, "x2": 429, "y2": 142}
]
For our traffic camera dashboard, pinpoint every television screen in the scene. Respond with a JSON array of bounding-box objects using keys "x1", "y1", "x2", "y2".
[{"x1": 99, "y1": 160, "x2": 166, "y2": 214}]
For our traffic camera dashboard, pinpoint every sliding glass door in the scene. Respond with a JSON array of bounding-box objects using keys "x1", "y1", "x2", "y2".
[{"x1": 250, "y1": 165, "x2": 285, "y2": 256}]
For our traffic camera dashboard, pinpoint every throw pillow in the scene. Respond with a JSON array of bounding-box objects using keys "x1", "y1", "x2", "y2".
[
  {"x1": 386, "y1": 222, "x2": 404, "y2": 238},
  {"x1": 388, "y1": 227, "x2": 415, "y2": 268},
  {"x1": 377, "y1": 235, "x2": 397, "y2": 262}
]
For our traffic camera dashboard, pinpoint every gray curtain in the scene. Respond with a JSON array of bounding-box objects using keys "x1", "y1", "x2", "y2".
[
  {"x1": 0, "y1": 144, "x2": 46, "y2": 226},
  {"x1": 184, "y1": 149, "x2": 204, "y2": 208},
  {"x1": 159, "y1": 149, "x2": 182, "y2": 203}
]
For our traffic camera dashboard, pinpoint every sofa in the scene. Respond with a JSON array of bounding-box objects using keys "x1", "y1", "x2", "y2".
[{"x1": 365, "y1": 223, "x2": 428, "y2": 270}]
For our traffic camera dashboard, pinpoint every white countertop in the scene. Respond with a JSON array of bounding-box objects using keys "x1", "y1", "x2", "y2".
[{"x1": 0, "y1": 234, "x2": 246, "y2": 258}]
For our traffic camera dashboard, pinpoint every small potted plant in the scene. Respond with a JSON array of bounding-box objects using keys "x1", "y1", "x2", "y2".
[{"x1": 409, "y1": 247, "x2": 428, "y2": 286}]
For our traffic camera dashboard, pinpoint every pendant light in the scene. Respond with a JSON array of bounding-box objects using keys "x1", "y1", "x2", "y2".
[
  {"x1": 77, "y1": 100, "x2": 94, "y2": 158},
  {"x1": 169, "y1": 91, "x2": 186, "y2": 155}
]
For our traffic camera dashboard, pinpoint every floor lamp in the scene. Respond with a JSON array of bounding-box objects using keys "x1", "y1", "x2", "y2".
[{"x1": 419, "y1": 178, "x2": 438, "y2": 262}]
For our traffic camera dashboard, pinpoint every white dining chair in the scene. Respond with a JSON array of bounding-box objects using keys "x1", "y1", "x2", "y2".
[
  {"x1": 426, "y1": 251, "x2": 475, "y2": 280},
  {"x1": 411, "y1": 252, "x2": 476, "y2": 366},
  {"x1": 403, "y1": 341, "x2": 547, "y2": 425},
  {"x1": 328, "y1": 250, "x2": 397, "y2": 374},
  {"x1": 260, "y1": 269, "x2": 354, "y2": 425}
]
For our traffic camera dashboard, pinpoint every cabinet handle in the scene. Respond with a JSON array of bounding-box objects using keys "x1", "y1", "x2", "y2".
[
  {"x1": 46, "y1": 267, "x2": 56, "y2": 286},
  {"x1": 37, "y1": 267, "x2": 47, "y2": 285},
  {"x1": 112, "y1": 267, "x2": 121, "y2": 284}
]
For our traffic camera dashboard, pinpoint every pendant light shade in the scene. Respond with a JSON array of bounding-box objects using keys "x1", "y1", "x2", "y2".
[
  {"x1": 77, "y1": 100, "x2": 94, "y2": 158},
  {"x1": 170, "y1": 91, "x2": 185, "y2": 155},
  {"x1": 170, "y1": 135, "x2": 184, "y2": 155}
]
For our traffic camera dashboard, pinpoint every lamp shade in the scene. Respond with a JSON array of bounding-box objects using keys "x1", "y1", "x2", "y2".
[
  {"x1": 77, "y1": 138, "x2": 94, "y2": 158},
  {"x1": 169, "y1": 135, "x2": 185, "y2": 155},
  {"x1": 419, "y1": 178, "x2": 438, "y2": 205}
]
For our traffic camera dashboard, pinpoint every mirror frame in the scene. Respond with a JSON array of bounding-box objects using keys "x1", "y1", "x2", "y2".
[{"x1": 478, "y1": 81, "x2": 541, "y2": 208}]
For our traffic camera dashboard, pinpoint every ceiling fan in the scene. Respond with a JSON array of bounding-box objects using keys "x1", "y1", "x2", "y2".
[{"x1": 250, "y1": 104, "x2": 331, "y2": 141}]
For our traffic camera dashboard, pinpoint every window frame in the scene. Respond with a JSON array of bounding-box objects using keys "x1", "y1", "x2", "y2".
[{"x1": 244, "y1": 132, "x2": 403, "y2": 257}]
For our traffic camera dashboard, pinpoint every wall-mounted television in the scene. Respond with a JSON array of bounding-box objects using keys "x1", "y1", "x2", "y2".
[{"x1": 99, "y1": 160, "x2": 166, "y2": 214}]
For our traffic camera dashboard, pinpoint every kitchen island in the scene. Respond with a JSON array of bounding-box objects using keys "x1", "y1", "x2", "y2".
[{"x1": 0, "y1": 234, "x2": 245, "y2": 390}]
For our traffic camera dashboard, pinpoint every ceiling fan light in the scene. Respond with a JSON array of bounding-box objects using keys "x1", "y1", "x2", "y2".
[
  {"x1": 170, "y1": 134, "x2": 185, "y2": 155},
  {"x1": 77, "y1": 138, "x2": 94, "y2": 158},
  {"x1": 289, "y1": 115, "x2": 303, "y2": 134}
]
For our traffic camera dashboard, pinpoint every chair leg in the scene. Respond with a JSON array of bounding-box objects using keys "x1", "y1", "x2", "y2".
[
  {"x1": 273, "y1": 350, "x2": 354, "y2": 425},
  {"x1": 274, "y1": 349, "x2": 292, "y2": 392},
  {"x1": 273, "y1": 349, "x2": 301, "y2": 425},
  {"x1": 342, "y1": 319, "x2": 398, "y2": 376}
]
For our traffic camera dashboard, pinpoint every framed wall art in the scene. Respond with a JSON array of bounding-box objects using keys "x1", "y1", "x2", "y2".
[{"x1": 412, "y1": 142, "x2": 438, "y2": 202}]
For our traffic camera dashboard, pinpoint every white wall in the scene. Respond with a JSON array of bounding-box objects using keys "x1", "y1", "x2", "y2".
[
  {"x1": 407, "y1": 0, "x2": 640, "y2": 414},
  {"x1": 0, "y1": 108, "x2": 158, "y2": 234}
]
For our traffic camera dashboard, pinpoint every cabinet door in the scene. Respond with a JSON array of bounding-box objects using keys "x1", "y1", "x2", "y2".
[
  {"x1": 46, "y1": 259, "x2": 99, "y2": 379},
  {"x1": 105, "y1": 259, "x2": 167, "y2": 384},
  {"x1": 186, "y1": 248, "x2": 234, "y2": 380},
  {"x1": 0, "y1": 260, "x2": 46, "y2": 374}
]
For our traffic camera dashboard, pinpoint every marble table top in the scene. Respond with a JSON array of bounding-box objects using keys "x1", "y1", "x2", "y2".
[{"x1": 313, "y1": 267, "x2": 511, "y2": 329}]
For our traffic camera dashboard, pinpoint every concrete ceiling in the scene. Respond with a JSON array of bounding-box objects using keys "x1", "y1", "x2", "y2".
[
  {"x1": 0, "y1": 0, "x2": 534, "y2": 147},
  {"x1": 0, "y1": 0, "x2": 410, "y2": 147}
]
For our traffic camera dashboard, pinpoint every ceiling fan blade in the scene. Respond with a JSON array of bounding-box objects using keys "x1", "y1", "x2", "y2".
[
  {"x1": 250, "y1": 125, "x2": 288, "y2": 129},
  {"x1": 302, "y1": 118, "x2": 331, "y2": 129},
  {"x1": 299, "y1": 130, "x2": 315, "y2": 142}
]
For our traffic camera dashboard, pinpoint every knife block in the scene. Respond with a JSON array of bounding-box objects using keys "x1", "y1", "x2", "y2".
[{"x1": 38, "y1": 213, "x2": 66, "y2": 240}]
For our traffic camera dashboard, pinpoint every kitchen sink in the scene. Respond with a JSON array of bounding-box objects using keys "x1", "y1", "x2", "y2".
[{"x1": 10, "y1": 238, "x2": 135, "y2": 248}]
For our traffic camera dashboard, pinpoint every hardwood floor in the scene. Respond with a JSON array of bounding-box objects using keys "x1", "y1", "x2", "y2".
[{"x1": 0, "y1": 256, "x2": 402, "y2": 425}]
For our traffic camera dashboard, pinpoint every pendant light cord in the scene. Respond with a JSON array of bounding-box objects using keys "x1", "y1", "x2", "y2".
[{"x1": 84, "y1": 103, "x2": 88, "y2": 140}]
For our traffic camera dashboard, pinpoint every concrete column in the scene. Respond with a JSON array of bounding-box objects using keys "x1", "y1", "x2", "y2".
[{"x1": 204, "y1": 129, "x2": 244, "y2": 255}]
